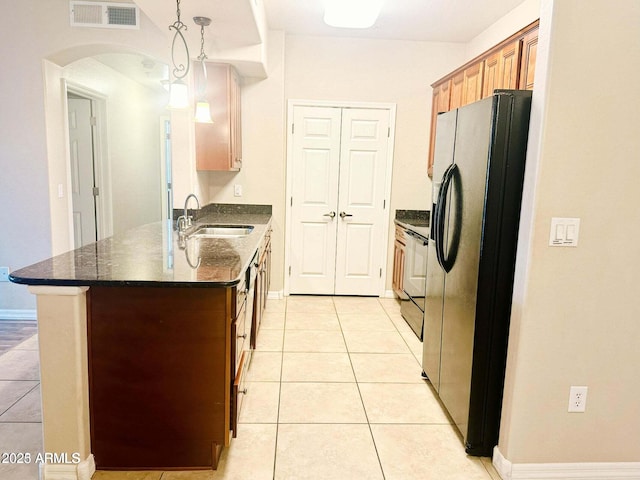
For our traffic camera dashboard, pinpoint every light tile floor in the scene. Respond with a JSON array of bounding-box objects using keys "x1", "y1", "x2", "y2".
[{"x1": 0, "y1": 297, "x2": 502, "y2": 480}]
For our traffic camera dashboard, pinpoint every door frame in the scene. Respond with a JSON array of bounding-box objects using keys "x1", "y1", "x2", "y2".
[
  {"x1": 284, "y1": 99, "x2": 397, "y2": 297},
  {"x1": 64, "y1": 81, "x2": 112, "y2": 244}
]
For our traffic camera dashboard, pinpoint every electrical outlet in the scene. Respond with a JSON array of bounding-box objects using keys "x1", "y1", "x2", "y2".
[
  {"x1": 234, "y1": 184, "x2": 243, "y2": 197},
  {"x1": 568, "y1": 386, "x2": 588, "y2": 412},
  {"x1": 0, "y1": 267, "x2": 10, "y2": 282}
]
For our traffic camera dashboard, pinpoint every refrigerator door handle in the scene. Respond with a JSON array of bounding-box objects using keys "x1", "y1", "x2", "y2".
[{"x1": 435, "y1": 163, "x2": 458, "y2": 273}]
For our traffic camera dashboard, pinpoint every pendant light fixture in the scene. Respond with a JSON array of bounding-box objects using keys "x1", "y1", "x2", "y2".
[
  {"x1": 168, "y1": 0, "x2": 190, "y2": 109},
  {"x1": 193, "y1": 16, "x2": 214, "y2": 124}
]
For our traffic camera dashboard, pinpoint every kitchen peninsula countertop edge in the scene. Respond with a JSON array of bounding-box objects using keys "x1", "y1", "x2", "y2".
[{"x1": 9, "y1": 211, "x2": 272, "y2": 288}]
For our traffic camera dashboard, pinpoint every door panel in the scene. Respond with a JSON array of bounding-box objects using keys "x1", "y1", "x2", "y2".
[
  {"x1": 423, "y1": 109, "x2": 458, "y2": 391},
  {"x1": 438, "y1": 98, "x2": 493, "y2": 443},
  {"x1": 68, "y1": 97, "x2": 97, "y2": 248},
  {"x1": 290, "y1": 106, "x2": 390, "y2": 296},
  {"x1": 335, "y1": 108, "x2": 390, "y2": 295},
  {"x1": 290, "y1": 107, "x2": 342, "y2": 294}
]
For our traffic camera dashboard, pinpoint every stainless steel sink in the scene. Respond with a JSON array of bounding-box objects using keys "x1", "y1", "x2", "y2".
[{"x1": 188, "y1": 224, "x2": 254, "y2": 238}]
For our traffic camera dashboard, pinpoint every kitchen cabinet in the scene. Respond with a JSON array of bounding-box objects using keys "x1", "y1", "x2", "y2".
[
  {"x1": 519, "y1": 29, "x2": 538, "y2": 90},
  {"x1": 251, "y1": 227, "x2": 272, "y2": 349},
  {"x1": 392, "y1": 225, "x2": 407, "y2": 298},
  {"x1": 427, "y1": 20, "x2": 539, "y2": 176},
  {"x1": 482, "y1": 40, "x2": 521, "y2": 98},
  {"x1": 231, "y1": 273, "x2": 249, "y2": 438},
  {"x1": 462, "y1": 62, "x2": 484, "y2": 105},
  {"x1": 87, "y1": 282, "x2": 249, "y2": 469},
  {"x1": 194, "y1": 62, "x2": 242, "y2": 171}
]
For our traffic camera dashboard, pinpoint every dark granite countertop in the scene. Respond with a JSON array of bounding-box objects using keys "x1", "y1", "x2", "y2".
[
  {"x1": 10, "y1": 205, "x2": 272, "y2": 288},
  {"x1": 394, "y1": 210, "x2": 430, "y2": 240}
]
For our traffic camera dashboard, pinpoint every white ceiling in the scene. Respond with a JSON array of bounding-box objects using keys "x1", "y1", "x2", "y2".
[
  {"x1": 263, "y1": 0, "x2": 530, "y2": 43},
  {"x1": 101, "y1": 0, "x2": 531, "y2": 84}
]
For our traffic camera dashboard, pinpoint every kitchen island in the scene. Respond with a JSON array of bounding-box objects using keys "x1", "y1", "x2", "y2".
[{"x1": 9, "y1": 204, "x2": 272, "y2": 478}]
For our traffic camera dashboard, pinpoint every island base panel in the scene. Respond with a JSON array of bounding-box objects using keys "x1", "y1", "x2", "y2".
[{"x1": 88, "y1": 286, "x2": 231, "y2": 470}]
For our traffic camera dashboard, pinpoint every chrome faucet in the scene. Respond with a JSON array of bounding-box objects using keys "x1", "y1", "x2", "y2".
[{"x1": 177, "y1": 193, "x2": 200, "y2": 233}]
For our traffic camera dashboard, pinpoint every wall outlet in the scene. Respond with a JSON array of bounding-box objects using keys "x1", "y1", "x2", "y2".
[
  {"x1": 0, "y1": 266, "x2": 10, "y2": 282},
  {"x1": 568, "y1": 386, "x2": 588, "y2": 412},
  {"x1": 234, "y1": 184, "x2": 243, "y2": 197}
]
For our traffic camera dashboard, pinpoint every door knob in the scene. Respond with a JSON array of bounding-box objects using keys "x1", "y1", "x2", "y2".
[
  {"x1": 339, "y1": 212, "x2": 353, "y2": 219},
  {"x1": 323, "y1": 211, "x2": 336, "y2": 219}
]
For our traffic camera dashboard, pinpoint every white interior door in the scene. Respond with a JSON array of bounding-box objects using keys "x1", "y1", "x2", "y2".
[
  {"x1": 335, "y1": 108, "x2": 390, "y2": 295},
  {"x1": 289, "y1": 106, "x2": 342, "y2": 294},
  {"x1": 68, "y1": 97, "x2": 97, "y2": 248},
  {"x1": 289, "y1": 105, "x2": 391, "y2": 296}
]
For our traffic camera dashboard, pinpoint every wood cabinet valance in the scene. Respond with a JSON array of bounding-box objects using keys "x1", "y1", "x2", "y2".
[{"x1": 428, "y1": 20, "x2": 539, "y2": 177}]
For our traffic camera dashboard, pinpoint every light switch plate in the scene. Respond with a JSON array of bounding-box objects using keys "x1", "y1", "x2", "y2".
[
  {"x1": 549, "y1": 217, "x2": 580, "y2": 247},
  {"x1": 234, "y1": 184, "x2": 243, "y2": 197}
]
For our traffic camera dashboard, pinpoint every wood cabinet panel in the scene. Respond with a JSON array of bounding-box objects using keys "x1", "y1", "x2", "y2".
[
  {"x1": 462, "y1": 62, "x2": 484, "y2": 105},
  {"x1": 519, "y1": 30, "x2": 538, "y2": 90},
  {"x1": 428, "y1": 81, "x2": 451, "y2": 176},
  {"x1": 427, "y1": 21, "x2": 538, "y2": 176},
  {"x1": 449, "y1": 72, "x2": 465, "y2": 110},
  {"x1": 88, "y1": 286, "x2": 231, "y2": 470},
  {"x1": 195, "y1": 63, "x2": 242, "y2": 171},
  {"x1": 392, "y1": 226, "x2": 406, "y2": 298}
]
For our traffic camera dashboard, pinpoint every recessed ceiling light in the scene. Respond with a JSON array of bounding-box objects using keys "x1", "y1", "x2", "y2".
[{"x1": 323, "y1": 0, "x2": 384, "y2": 29}]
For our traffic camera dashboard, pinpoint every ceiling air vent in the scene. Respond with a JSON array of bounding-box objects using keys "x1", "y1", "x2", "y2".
[{"x1": 70, "y1": 1, "x2": 139, "y2": 29}]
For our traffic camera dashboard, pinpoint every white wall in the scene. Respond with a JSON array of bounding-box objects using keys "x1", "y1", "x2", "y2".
[
  {"x1": 499, "y1": 0, "x2": 640, "y2": 465},
  {"x1": 0, "y1": 0, "x2": 169, "y2": 310},
  {"x1": 63, "y1": 57, "x2": 167, "y2": 235},
  {"x1": 284, "y1": 35, "x2": 468, "y2": 291},
  {"x1": 465, "y1": 0, "x2": 541, "y2": 61}
]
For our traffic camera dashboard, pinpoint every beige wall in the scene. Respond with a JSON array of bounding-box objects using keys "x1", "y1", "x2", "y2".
[
  {"x1": 499, "y1": 0, "x2": 640, "y2": 464},
  {"x1": 0, "y1": 0, "x2": 169, "y2": 310}
]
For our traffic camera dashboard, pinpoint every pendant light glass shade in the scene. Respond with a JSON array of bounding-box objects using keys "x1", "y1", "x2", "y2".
[
  {"x1": 324, "y1": 0, "x2": 384, "y2": 28},
  {"x1": 169, "y1": 79, "x2": 189, "y2": 109},
  {"x1": 194, "y1": 100, "x2": 213, "y2": 123},
  {"x1": 193, "y1": 17, "x2": 214, "y2": 124}
]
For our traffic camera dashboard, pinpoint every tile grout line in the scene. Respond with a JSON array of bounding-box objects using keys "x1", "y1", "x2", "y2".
[
  {"x1": 334, "y1": 296, "x2": 387, "y2": 480},
  {"x1": 271, "y1": 297, "x2": 287, "y2": 480}
]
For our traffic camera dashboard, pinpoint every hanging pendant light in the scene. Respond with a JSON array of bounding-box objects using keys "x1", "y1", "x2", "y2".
[
  {"x1": 193, "y1": 16, "x2": 214, "y2": 124},
  {"x1": 168, "y1": 0, "x2": 190, "y2": 109}
]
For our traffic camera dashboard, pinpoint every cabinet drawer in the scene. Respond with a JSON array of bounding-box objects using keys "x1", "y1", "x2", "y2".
[
  {"x1": 231, "y1": 351, "x2": 248, "y2": 438},
  {"x1": 233, "y1": 302, "x2": 247, "y2": 375},
  {"x1": 395, "y1": 225, "x2": 406, "y2": 244}
]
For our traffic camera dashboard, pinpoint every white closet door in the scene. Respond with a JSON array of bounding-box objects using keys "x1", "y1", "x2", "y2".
[
  {"x1": 334, "y1": 108, "x2": 390, "y2": 295},
  {"x1": 289, "y1": 106, "x2": 342, "y2": 294}
]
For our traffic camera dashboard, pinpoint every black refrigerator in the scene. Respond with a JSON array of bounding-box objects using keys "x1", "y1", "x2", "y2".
[{"x1": 422, "y1": 90, "x2": 532, "y2": 456}]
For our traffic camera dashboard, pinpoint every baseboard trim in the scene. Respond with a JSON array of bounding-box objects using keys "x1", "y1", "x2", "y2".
[
  {"x1": 0, "y1": 309, "x2": 37, "y2": 320},
  {"x1": 267, "y1": 290, "x2": 284, "y2": 300},
  {"x1": 493, "y1": 447, "x2": 640, "y2": 479},
  {"x1": 383, "y1": 290, "x2": 396, "y2": 299},
  {"x1": 40, "y1": 454, "x2": 95, "y2": 480}
]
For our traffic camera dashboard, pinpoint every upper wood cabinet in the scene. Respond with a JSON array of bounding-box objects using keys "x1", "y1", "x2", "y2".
[
  {"x1": 194, "y1": 62, "x2": 242, "y2": 171},
  {"x1": 519, "y1": 29, "x2": 538, "y2": 90},
  {"x1": 462, "y1": 62, "x2": 484, "y2": 105},
  {"x1": 427, "y1": 20, "x2": 538, "y2": 176}
]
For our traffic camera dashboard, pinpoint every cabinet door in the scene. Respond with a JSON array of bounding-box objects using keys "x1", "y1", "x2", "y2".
[
  {"x1": 483, "y1": 40, "x2": 521, "y2": 98},
  {"x1": 428, "y1": 80, "x2": 451, "y2": 176},
  {"x1": 482, "y1": 52, "x2": 500, "y2": 99},
  {"x1": 462, "y1": 62, "x2": 484, "y2": 105},
  {"x1": 449, "y1": 72, "x2": 464, "y2": 110},
  {"x1": 499, "y1": 40, "x2": 522, "y2": 89},
  {"x1": 195, "y1": 63, "x2": 242, "y2": 171},
  {"x1": 519, "y1": 29, "x2": 538, "y2": 90}
]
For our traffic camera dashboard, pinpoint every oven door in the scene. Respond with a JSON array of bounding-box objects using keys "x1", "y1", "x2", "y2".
[{"x1": 401, "y1": 230, "x2": 429, "y2": 339}]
